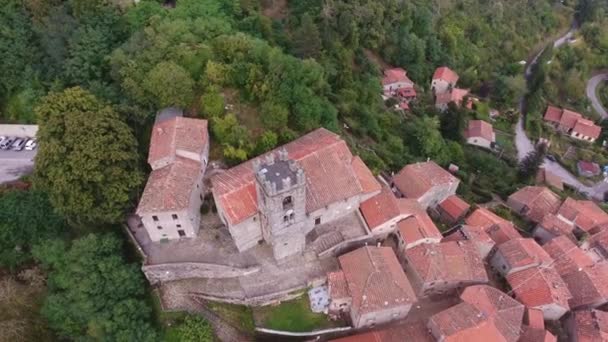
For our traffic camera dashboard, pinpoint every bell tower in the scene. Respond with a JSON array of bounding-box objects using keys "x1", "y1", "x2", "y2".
[{"x1": 254, "y1": 148, "x2": 307, "y2": 261}]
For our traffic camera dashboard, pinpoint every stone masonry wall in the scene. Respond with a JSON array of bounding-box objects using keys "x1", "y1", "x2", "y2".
[{"x1": 143, "y1": 262, "x2": 260, "y2": 284}]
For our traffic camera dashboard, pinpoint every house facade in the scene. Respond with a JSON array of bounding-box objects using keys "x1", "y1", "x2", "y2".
[
  {"x1": 490, "y1": 238, "x2": 552, "y2": 276},
  {"x1": 136, "y1": 108, "x2": 209, "y2": 242},
  {"x1": 507, "y1": 186, "x2": 562, "y2": 223},
  {"x1": 431, "y1": 66, "x2": 459, "y2": 94},
  {"x1": 543, "y1": 105, "x2": 601, "y2": 143},
  {"x1": 465, "y1": 120, "x2": 495, "y2": 149}
]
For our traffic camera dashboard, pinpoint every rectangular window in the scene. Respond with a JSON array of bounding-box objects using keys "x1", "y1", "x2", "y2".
[
  {"x1": 152, "y1": 215, "x2": 159, "y2": 222},
  {"x1": 157, "y1": 226, "x2": 163, "y2": 230},
  {"x1": 172, "y1": 214, "x2": 178, "y2": 220},
  {"x1": 315, "y1": 217, "x2": 321, "y2": 225},
  {"x1": 178, "y1": 230, "x2": 186, "y2": 237}
]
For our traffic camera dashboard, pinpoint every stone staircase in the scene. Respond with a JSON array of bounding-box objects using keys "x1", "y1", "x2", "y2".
[{"x1": 312, "y1": 231, "x2": 344, "y2": 255}]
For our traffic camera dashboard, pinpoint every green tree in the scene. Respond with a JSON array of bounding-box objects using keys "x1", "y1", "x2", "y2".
[
  {"x1": 144, "y1": 61, "x2": 195, "y2": 108},
  {"x1": 518, "y1": 142, "x2": 547, "y2": 180},
  {"x1": 200, "y1": 86, "x2": 225, "y2": 118},
  {"x1": 34, "y1": 87, "x2": 143, "y2": 225},
  {"x1": 292, "y1": 13, "x2": 321, "y2": 58},
  {"x1": 260, "y1": 101, "x2": 289, "y2": 131},
  {"x1": 407, "y1": 115, "x2": 448, "y2": 164},
  {"x1": 254, "y1": 130, "x2": 278, "y2": 155},
  {"x1": 170, "y1": 315, "x2": 214, "y2": 342},
  {"x1": 32, "y1": 234, "x2": 157, "y2": 341},
  {"x1": 0, "y1": 190, "x2": 66, "y2": 268}
]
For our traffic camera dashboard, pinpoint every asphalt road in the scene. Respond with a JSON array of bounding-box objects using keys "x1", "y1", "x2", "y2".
[
  {"x1": 0, "y1": 149, "x2": 36, "y2": 184},
  {"x1": 586, "y1": 73, "x2": 608, "y2": 119}
]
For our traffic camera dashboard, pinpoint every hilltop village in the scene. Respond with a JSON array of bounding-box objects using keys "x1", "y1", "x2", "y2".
[{"x1": 127, "y1": 68, "x2": 608, "y2": 342}]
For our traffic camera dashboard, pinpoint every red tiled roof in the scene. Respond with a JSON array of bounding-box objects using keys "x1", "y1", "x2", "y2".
[
  {"x1": 560, "y1": 109, "x2": 583, "y2": 130},
  {"x1": 397, "y1": 211, "x2": 442, "y2": 245},
  {"x1": 542, "y1": 235, "x2": 594, "y2": 275},
  {"x1": 338, "y1": 246, "x2": 416, "y2": 315},
  {"x1": 569, "y1": 309, "x2": 608, "y2": 342},
  {"x1": 573, "y1": 119, "x2": 602, "y2": 139},
  {"x1": 524, "y1": 308, "x2": 545, "y2": 329},
  {"x1": 589, "y1": 230, "x2": 608, "y2": 255},
  {"x1": 435, "y1": 88, "x2": 470, "y2": 106},
  {"x1": 558, "y1": 198, "x2": 608, "y2": 233},
  {"x1": 518, "y1": 326, "x2": 557, "y2": 342},
  {"x1": 359, "y1": 187, "x2": 401, "y2": 230},
  {"x1": 382, "y1": 68, "x2": 413, "y2": 86},
  {"x1": 561, "y1": 262, "x2": 608, "y2": 309},
  {"x1": 438, "y1": 195, "x2": 470, "y2": 221},
  {"x1": 331, "y1": 320, "x2": 433, "y2": 342},
  {"x1": 393, "y1": 161, "x2": 458, "y2": 200},
  {"x1": 351, "y1": 156, "x2": 381, "y2": 195},
  {"x1": 328, "y1": 270, "x2": 349, "y2": 299},
  {"x1": 508, "y1": 186, "x2": 562, "y2": 223},
  {"x1": 536, "y1": 167, "x2": 564, "y2": 191},
  {"x1": 543, "y1": 105, "x2": 563, "y2": 123},
  {"x1": 429, "y1": 285, "x2": 524, "y2": 342},
  {"x1": 465, "y1": 208, "x2": 521, "y2": 244},
  {"x1": 148, "y1": 116, "x2": 208, "y2": 167},
  {"x1": 506, "y1": 266, "x2": 571, "y2": 311},
  {"x1": 396, "y1": 87, "x2": 417, "y2": 98},
  {"x1": 465, "y1": 120, "x2": 495, "y2": 142},
  {"x1": 211, "y1": 129, "x2": 379, "y2": 225},
  {"x1": 137, "y1": 158, "x2": 201, "y2": 213},
  {"x1": 578, "y1": 161, "x2": 601, "y2": 174},
  {"x1": 486, "y1": 222, "x2": 522, "y2": 245},
  {"x1": 433, "y1": 66, "x2": 459, "y2": 84},
  {"x1": 538, "y1": 213, "x2": 575, "y2": 238},
  {"x1": 405, "y1": 241, "x2": 488, "y2": 284},
  {"x1": 495, "y1": 238, "x2": 552, "y2": 270}
]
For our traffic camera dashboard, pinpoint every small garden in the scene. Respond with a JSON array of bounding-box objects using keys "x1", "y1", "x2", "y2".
[{"x1": 253, "y1": 295, "x2": 342, "y2": 332}]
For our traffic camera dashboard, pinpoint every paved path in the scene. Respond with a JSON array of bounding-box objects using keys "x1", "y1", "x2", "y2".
[{"x1": 586, "y1": 73, "x2": 608, "y2": 119}]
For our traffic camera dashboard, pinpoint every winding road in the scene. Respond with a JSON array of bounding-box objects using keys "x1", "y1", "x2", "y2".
[{"x1": 514, "y1": 22, "x2": 608, "y2": 200}]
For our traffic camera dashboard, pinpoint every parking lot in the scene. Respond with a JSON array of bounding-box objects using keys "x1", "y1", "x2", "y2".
[{"x1": 0, "y1": 125, "x2": 38, "y2": 184}]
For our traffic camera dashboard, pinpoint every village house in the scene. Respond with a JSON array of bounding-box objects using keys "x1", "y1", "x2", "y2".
[
  {"x1": 519, "y1": 308, "x2": 558, "y2": 342},
  {"x1": 506, "y1": 266, "x2": 571, "y2": 320},
  {"x1": 536, "y1": 167, "x2": 564, "y2": 191},
  {"x1": 436, "y1": 194, "x2": 470, "y2": 224},
  {"x1": 427, "y1": 285, "x2": 525, "y2": 342},
  {"x1": 560, "y1": 262, "x2": 608, "y2": 310},
  {"x1": 329, "y1": 321, "x2": 433, "y2": 342},
  {"x1": 431, "y1": 66, "x2": 459, "y2": 94},
  {"x1": 382, "y1": 68, "x2": 416, "y2": 98},
  {"x1": 327, "y1": 246, "x2": 417, "y2": 328},
  {"x1": 543, "y1": 105, "x2": 601, "y2": 143},
  {"x1": 465, "y1": 120, "x2": 495, "y2": 149},
  {"x1": 490, "y1": 238, "x2": 553, "y2": 276},
  {"x1": 442, "y1": 225, "x2": 496, "y2": 258},
  {"x1": 507, "y1": 186, "x2": 562, "y2": 223},
  {"x1": 565, "y1": 309, "x2": 608, "y2": 341},
  {"x1": 557, "y1": 198, "x2": 608, "y2": 236},
  {"x1": 403, "y1": 241, "x2": 488, "y2": 297},
  {"x1": 395, "y1": 211, "x2": 442, "y2": 252},
  {"x1": 542, "y1": 235, "x2": 594, "y2": 276},
  {"x1": 211, "y1": 128, "x2": 380, "y2": 261},
  {"x1": 136, "y1": 108, "x2": 209, "y2": 242},
  {"x1": 577, "y1": 160, "x2": 601, "y2": 178},
  {"x1": 584, "y1": 230, "x2": 608, "y2": 262},
  {"x1": 465, "y1": 208, "x2": 522, "y2": 245},
  {"x1": 435, "y1": 88, "x2": 470, "y2": 112},
  {"x1": 534, "y1": 213, "x2": 576, "y2": 244},
  {"x1": 392, "y1": 161, "x2": 459, "y2": 209}
]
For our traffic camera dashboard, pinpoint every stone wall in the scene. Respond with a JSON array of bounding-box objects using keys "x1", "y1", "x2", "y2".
[{"x1": 143, "y1": 262, "x2": 260, "y2": 284}]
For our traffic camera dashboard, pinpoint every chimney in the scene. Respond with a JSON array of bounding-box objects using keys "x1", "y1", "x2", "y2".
[
  {"x1": 265, "y1": 153, "x2": 275, "y2": 166},
  {"x1": 282, "y1": 177, "x2": 291, "y2": 190},
  {"x1": 278, "y1": 147, "x2": 288, "y2": 161}
]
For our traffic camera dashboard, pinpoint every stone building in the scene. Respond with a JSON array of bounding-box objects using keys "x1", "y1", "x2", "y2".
[
  {"x1": 565, "y1": 309, "x2": 608, "y2": 341},
  {"x1": 211, "y1": 128, "x2": 380, "y2": 260},
  {"x1": 465, "y1": 120, "x2": 495, "y2": 150},
  {"x1": 490, "y1": 238, "x2": 553, "y2": 276},
  {"x1": 136, "y1": 108, "x2": 209, "y2": 242},
  {"x1": 392, "y1": 161, "x2": 460, "y2": 209},
  {"x1": 507, "y1": 186, "x2": 562, "y2": 223},
  {"x1": 327, "y1": 246, "x2": 417, "y2": 328},
  {"x1": 431, "y1": 66, "x2": 459, "y2": 94}
]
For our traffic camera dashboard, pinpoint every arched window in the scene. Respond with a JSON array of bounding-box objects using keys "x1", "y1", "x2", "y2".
[{"x1": 283, "y1": 196, "x2": 293, "y2": 210}]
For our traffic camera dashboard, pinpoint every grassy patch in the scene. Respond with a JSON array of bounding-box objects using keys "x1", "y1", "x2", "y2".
[
  {"x1": 495, "y1": 130, "x2": 516, "y2": 159},
  {"x1": 206, "y1": 301, "x2": 255, "y2": 334},
  {"x1": 254, "y1": 295, "x2": 338, "y2": 332}
]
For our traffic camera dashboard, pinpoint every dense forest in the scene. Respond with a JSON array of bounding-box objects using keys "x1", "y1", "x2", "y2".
[{"x1": 0, "y1": 0, "x2": 606, "y2": 340}]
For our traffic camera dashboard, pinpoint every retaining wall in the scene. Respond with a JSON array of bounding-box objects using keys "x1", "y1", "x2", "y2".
[{"x1": 143, "y1": 262, "x2": 260, "y2": 284}]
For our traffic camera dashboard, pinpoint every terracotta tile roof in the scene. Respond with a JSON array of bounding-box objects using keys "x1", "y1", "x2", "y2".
[
  {"x1": 436, "y1": 88, "x2": 470, "y2": 106},
  {"x1": 559, "y1": 109, "x2": 582, "y2": 130},
  {"x1": 433, "y1": 66, "x2": 459, "y2": 84},
  {"x1": 465, "y1": 120, "x2": 495, "y2": 142},
  {"x1": 328, "y1": 270, "x2": 349, "y2": 299},
  {"x1": 536, "y1": 167, "x2": 564, "y2": 191},
  {"x1": 382, "y1": 68, "x2": 413, "y2": 86},
  {"x1": 393, "y1": 161, "x2": 459, "y2": 200},
  {"x1": 508, "y1": 186, "x2": 562, "y2": 223},
  {"x1": 569, "y1": 309, "x2": 608, "y2": 342},
  {"x1": 538, "y1": 213, "x2": 575, "y2": 238},
  {"x1": 506, "y1": 266, "x2": 571, "y2": 311},
  {"x1": 397, "y1": 211, "x2": 442, "y2": 245},
  {"x1": 558, "y1": 198, "x2": 608, "y2": 233},
  {"x1": 588, "y1": 230, "x2": 608, "y2": 256},
  {"x1": 495, "y1": 238, "x2": 553, "y2": 270},
  {"x1": 486, "y1": 223, "x2": 523, "y2": 245},
  {"x1": 466, "y1": 208, "x2": 510, "y2": 227},
  {"x1": 561, "y1": 262, "x2": 608, "y2": 309},
  {"x1": 524, "y1": 308, "x2": 545, "y2": 329},
  {"x1": 578, "y1": 161, "x2": 601, "y2": 175},
  {"x1": 396, "y1": 87, "x2": 416, "y2": 98},
  {"x1": 429, "y1": 285, "x2": 525, "y2": 342},
  {"x1": 331, "y1": 320, "x2": 433, "y2": 342},
  {"x1": 543, "y1": 105, "x2": 563, "y2": 123},
  {"x1": 211, "y1": 128, "x2": 379, "y2": 225},
  {"x1": 405, "y1": 241, "x2": 488, "y2": 285},
  {"x1": 438, "y1": 195, "x2": 470, "y2": 221},
  {"x1": 518, "y1": 326, "x2": 557, "y2": 342},
  {"x1": 573, "y1": 119, "x2": 601, "y2": 139},
  {"x1": 137, "y1": 158, "x2": 201, "y2": 213},
  {"x1": 148, "y1": 116, "x2": 208, "y2": 168},
  {"x1": 351, "y1": 156, "x2": 381, "y2": 195},
  {"x1": 359, "y1": 187, "x2": 401, "y2": 230},
  {"x1": 465, "y1": 208, "x2": 522, "y2": 244},
  {"x1": 338, "y1": 246, "x2": 416, "y2": 315},
  {"x1": 542, "y1": 235, "x2": 594, "y2": 275}
]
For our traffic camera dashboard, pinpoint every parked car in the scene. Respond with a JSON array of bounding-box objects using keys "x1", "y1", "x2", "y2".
[
  {"x1": 24, "y1": 138, "x2": 37, "y2": 151},
  {"x1": 11, "y1": 138, "x2": 26, "y2": 151},
  {"x1": 0, "y1": 136, "x2": 15, "y2": 149}
]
